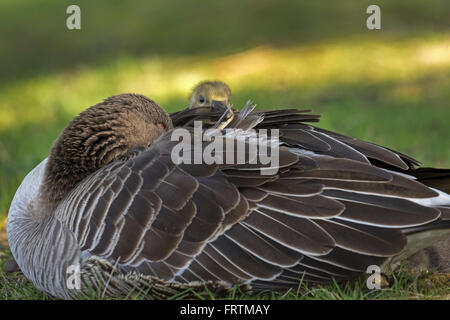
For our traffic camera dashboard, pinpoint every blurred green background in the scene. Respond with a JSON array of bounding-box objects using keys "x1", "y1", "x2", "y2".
[{"x1": 0, "y1": 0, "x2": 449, "y2": 235}]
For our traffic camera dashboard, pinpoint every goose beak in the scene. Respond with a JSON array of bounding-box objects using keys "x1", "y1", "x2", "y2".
[
  {"x1": 211, "y1": 100, "x2": 228, "y2": 113},
  {"x1": 212, "y1": 100, "x2": 233, "y2": 120},
  {"x1": 211, "y1": 101, "x2": 235, "y2": 129}
]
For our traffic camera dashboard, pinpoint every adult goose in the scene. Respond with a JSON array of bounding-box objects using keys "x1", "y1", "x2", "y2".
[{"x1": 7, "y1": 92, "x2": 450, "y2": 300}]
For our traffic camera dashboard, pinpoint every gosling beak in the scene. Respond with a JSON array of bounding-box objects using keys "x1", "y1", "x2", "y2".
[
  {"x1": 211, "y1": 100, "x2": 228, "y2": 113},
  {"x1": 211, "y1": 101, "x2": 235, "y2": 129}
]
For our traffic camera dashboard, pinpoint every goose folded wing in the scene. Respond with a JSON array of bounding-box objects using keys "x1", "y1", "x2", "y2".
[{"x1": 61, "y1": 125, "x2": 445, "y2": 286}]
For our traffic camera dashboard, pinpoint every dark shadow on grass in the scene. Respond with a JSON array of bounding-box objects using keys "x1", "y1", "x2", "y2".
[{"x1": 0, "y1": 0, "x2": 449, "y2": 86}]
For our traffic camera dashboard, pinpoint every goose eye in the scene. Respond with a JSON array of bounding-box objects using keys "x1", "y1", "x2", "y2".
[{"x1": 199, "y1": 96, "x2": 205, "y2": 104}]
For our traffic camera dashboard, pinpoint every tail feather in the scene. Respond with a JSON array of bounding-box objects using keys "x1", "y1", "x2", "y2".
[
  {"x1": 403, "y1": 168, "x2": 450, "y2": 234},
  {"x1": 409, "y1": 167, "x2": 450, "y2": 194}
]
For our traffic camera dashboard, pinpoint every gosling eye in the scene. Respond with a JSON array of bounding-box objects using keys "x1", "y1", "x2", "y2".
[{"x1": 199, "y1": 96, "x2": 205, "y2": 104}]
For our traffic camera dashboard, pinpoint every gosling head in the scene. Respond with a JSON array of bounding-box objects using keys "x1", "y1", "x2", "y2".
[
  {"x1": 42, "y1": 93, "x2": 173, "y2": 207},
  {"x1": 189, "y1": 81, "x2": 234, "y2": 128},
  {"x1": 189, "y1": 80, "x2": 231, "y2": 112}
]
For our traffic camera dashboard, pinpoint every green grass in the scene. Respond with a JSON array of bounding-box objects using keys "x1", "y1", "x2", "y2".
[
  {"x1": 1, "y1": 248, "x2": 448, "y2": 300},
  {"x1": 0, "y1": 0, "x2": 449, "y2": 300}
]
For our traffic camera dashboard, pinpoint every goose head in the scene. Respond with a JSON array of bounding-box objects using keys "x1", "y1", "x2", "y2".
[{"x1": 41, "y1": 93, "x2": 173, "y2": 213}]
